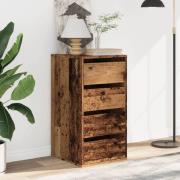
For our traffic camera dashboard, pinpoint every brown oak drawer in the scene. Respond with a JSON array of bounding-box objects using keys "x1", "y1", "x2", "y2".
[
  {"x1": 83, "y1": 138, "x2": 126, "y2": 163},
  {"x1": 84, "y1": 62, "x2": 126, "y2": 85},
  {"x1": 83, "y1": 113, "x2": 126, "y2": 138},
  {"x1": 83, "y1": 87, "x2": 126, "y2": 112}
]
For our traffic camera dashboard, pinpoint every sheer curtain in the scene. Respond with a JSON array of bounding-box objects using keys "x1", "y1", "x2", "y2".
[{"x1": 55, "y1": 0, "x2": 91, "y2": 53}]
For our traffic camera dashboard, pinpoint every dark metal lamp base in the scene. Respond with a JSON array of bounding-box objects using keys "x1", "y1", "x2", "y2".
[{"x1": 151, "y1": 140, "x2": 180, "y2": 148}]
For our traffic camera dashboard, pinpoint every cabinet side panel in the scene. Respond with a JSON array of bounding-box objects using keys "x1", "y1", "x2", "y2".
[
  {"x1": 69, "y1": 57, "x2": 83, "y2": 165},
  {"x1": 125, "y1": 57, "x2": 128, "y2": 157},
  {"x1": 59, "y1": 56, "x2": 70, "y2": 160},
  {"x1": 51, "y1": 55, "x2": 61, "y2": 157},
  {"x1": 51, "y1": 55, "x2": 70, "y2": 160},
  {"x1": 51, "y1": 55, "x2": 56, "y2": 156}
]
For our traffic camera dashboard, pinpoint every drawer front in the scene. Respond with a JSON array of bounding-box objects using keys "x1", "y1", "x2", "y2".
[
  {"x1": 84, "y1": 62, "x2": 126, "y2": 85},
  {"x1": 83, "y1": 87, "x2": 126, "y2": 112},
  {"x1": 83, "y1": 113, "x2": 126, "y2": 138},
  {"x1": 83, "y1": 138, "x2": 126, "y2": 163}
]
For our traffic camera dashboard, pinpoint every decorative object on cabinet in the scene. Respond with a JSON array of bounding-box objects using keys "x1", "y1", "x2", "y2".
[
  {"x1": 62, "y1": 2, "x2": 91, "y2": 19},
  {"x1": 141, "y1": 0, "x2": 164, "y2": 7},
  {"x1": 51, "y1": 54, "x2": 127, "y2": 166},
  {"x1": 0, "y1": 22, "x2": 35, "y2": 174},
  {"x1": 88, "y1": 12, "x2": 122, "y2": 49},
  {"x1": 61, "y1": 15, "x2": 91, "y2": 55},
  {"x1": 58, "y1": 2, "x2": 93, "y2": 49},
  {"x1": 141, "y1": 0, "x2": 180, "y2": 148}
]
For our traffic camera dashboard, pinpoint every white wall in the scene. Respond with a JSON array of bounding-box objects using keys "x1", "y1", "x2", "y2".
[
  {"x1": 0, "y1": 0, "x2": 58, "y2": 162},
  {"x1": 91, "y1": 0, "x2": 180, "y2": 142},
  {"x1": 0, "y1": 0, "x2": 180, "y2": 162}
]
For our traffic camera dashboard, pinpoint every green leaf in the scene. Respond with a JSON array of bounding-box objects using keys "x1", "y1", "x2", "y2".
[
  {"x1": 1, "y1": 34, "x2": 23, "y2": 68},
  {"x1": 0, "y1": 72, "x2": 26, "y2": 98},
  {"x1": 11, "y1": 75, "x2": 35, "y2": 100},
  {"x1": 0, "y1": 102, "x2": 15, "y2": 140},
  {"x1": 0, "y1": 22, "x2": 14, "y2": 59},
  {"x1": 0, "y1": 65, "x2": 21, "y2": 84},
  {"x1": 8, "y1": 103, "x2": 35, "y2": 124},
  {"x1": 0, "y1": 63, "x2": 3, "y2": 74}
]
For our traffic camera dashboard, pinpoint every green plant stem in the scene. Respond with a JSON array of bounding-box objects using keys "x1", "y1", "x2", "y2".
[{"x1": 88, "y1": 12, "x2": 121, "y2": 36}]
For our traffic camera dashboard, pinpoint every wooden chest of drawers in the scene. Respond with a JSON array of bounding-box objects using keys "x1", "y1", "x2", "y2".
[{"x1": 51, "y1": 54, "x2": 127, "y2": 166}]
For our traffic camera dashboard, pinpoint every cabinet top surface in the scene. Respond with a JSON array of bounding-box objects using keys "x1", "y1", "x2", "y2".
[{"x1": 51, "y1": 54, "x2": 127, "y2": 59}]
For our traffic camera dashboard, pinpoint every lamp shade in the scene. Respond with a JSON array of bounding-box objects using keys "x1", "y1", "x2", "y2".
[
  {"x1": 141, "y1": 0, "x2": 165, "y2": 7},
  {"x1": 61, "y1": 15, "x2": 91, "y2": 39}
]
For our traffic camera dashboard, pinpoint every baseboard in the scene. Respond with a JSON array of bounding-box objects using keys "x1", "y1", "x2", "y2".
[
  {"x1": 128, "y1": 135, "x2": 180, "y2": 147},
  {"x1": 7, "y1": 145, "x2": 51, "y2": 163},
  {"x1": 7, "y1": 135, "x2": 180, "y2": 162}
]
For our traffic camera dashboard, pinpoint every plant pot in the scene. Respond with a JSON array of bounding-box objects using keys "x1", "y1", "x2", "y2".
[{"x1": 0, "y1": 141, "x2": 6, "y2": 174}]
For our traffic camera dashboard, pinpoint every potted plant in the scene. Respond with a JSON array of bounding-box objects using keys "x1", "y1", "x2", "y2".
[
  {"x1": 0, "y1": 22, "x2": 35, "y2": 174},
  {"x1": 89, "y1": 12, "x2": 122, "y2": 49}
]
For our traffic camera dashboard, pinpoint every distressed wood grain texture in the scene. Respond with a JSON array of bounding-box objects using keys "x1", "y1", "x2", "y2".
[
  {"x1": 83, "y1": 137, "x2": 126, "y2": 164},
  {"x1": 84, "y1": 62, "x2": 126, "y2": 85},
  {"x1": 51, "y1": 55, "x2": 61, "y2": 158},
  {"x1": 83, "y1": 112, "x2": 126, "y2": 138},
  {"x1": 54, "y1": 0, "x2": 91, "y2": 53},
  {"x1": 83, "y1": 87, "x2": 126, "y2": 112},
  {"x1": 69, "y1": 57, "x2": 84, "y2": 165},
  {"x1": 51, "y1": 55, "x2": 70, "y2": 160},
  {"x1": 51, "y1": 54, "x2": 127, "y2": 165}
]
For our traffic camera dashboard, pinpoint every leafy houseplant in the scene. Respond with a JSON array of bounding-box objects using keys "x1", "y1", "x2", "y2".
[
  {"x1": 0, "y1": 22, "x2": 35, "y2": 173},
  {"x1": 89, "y1": 12, "x2": 122, "y2": 49}
]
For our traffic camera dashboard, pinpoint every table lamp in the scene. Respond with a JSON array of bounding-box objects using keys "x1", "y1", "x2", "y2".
[
  {"x1": 141, "y1": 0, "x2": 180, "y2": 148},
  {"x1": 61, "y1": 15, "x2": 91, "y2": 55}
]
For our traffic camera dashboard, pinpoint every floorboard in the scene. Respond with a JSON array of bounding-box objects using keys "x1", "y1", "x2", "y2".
[{"x1": 1, "y1": 137, "x2": 180, "y2": 180}]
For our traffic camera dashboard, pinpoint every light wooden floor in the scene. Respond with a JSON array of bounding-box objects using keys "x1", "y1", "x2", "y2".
[{"x1": 1, "y1": 137, "x2": 180, "y2": 180}]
